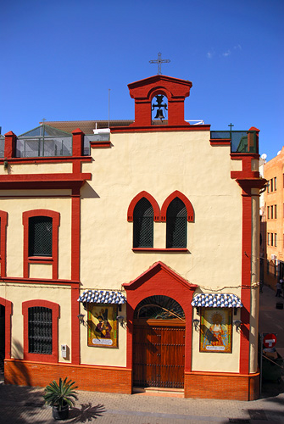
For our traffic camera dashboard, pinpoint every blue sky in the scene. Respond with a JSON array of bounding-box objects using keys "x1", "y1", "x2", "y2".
[{"x1": 1, "y1": 0, "x2": 283, "y2": 160}]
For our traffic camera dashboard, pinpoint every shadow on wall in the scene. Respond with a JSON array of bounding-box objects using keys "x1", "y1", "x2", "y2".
[{"x1": 5, "y1": 339, "x2": 32, "y2": 386}]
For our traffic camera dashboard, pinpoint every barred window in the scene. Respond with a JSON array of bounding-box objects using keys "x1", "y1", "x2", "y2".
[
  {"x1": 133, "y1": 198, "x2": 154, "y2": 248},
  {"x1": 28, "y1": 306, "x2": 52, "y2": 354},
  {"x1": 166, "y1": 198, "x2": 187, "y2": 248},
  {"x1": 29, "y1": 216, "x2": 52, "y2": 256}
]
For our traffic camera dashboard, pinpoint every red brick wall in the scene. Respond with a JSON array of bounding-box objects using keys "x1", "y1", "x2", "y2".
[
  {"x1": 4, "y1": 359, "x2": 132, "y2": 394},
  {"x1": 5, "y1": 359, "x2": 259, "y2": 400},
  {"x1": 184, "y1": 371, "x2": 259, "y2": 401}
]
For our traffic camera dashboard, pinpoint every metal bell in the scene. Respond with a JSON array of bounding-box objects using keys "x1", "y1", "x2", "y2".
[{"x1": 154, "y1": 109, "x2": 165, "y2": 120}]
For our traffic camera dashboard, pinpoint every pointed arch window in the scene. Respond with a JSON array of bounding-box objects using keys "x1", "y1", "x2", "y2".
[
  {"x1": 166, "y1": 198, "x2": 187, "y2": 248},
  {"x1": 133, "y1": 198, "x2": 154, "y2": 248}
]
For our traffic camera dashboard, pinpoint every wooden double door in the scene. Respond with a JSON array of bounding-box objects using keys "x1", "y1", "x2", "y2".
[{"x1": 133, "y1": 319, "x2": 185, "y2": 389}]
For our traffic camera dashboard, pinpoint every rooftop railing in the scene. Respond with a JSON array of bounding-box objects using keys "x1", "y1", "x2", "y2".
[
  {"x1": 0, "y1": 136, "x2": 4, "y2": 158},
  {"x1": 210, "y1": 130, "x2": 258, "y2": 153}
]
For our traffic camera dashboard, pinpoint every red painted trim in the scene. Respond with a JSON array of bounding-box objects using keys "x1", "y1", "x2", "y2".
[
  {"x1": 22, "y1": 299, "x2": 59, "y2": 363},
  {"x1": 123, "y1": 261, "x2": 197, "y2": 374},
  {"x1": 248, "y1": 127, "x2": 260, "y2": 132},
  {"x1": 210, "y1": 139, "x2": 231, "y2": 146},
  {"x1": 71, "y1": 188, "x2": 81, "y2": 364},
  {"x1": 230, "y1": 153, "x2": 260, "y2": 180},
  {"x1": 71, "y1": 190, "x2": 80, "y2": 281},
  {"x1": 0, "y1": 276, "x2": 79, "y2": 285},
  {"x1": 0, "y1": 157, "x2": 92, "y2": 165},
  {"x1": 132, "y1": 248, "x2": 189, "y2": 253},
  {"x1": 128, "y1": 74, "x2": 193, "y2": 91},
  {"x1": 0, "y1": 195, "x2": 71, "y2": 199},
  {"x1": 71, "y1": 284, "x2": 80, "y2": 365},
  {"x1": 4, "y1": 132, "x2": 16, "y2": 159},
  {"x1": 0, "y1": 297, "x2": 12, "y2": 359},
  {"x1": 234, "y1": 176, "x2": 265, "y2": 374},
  {"x1": 128, "y1": 75, "x2": 192, "y2": 126},
  {"x1": 90, "y1": 141, "x2": 111, "y2": 148},
  {"x1": 236, "y1": 178, "x2": 266, "y2": 194},
  {"x1": 22, "y1": 210, "x2": 60, "y2": 279},
  {"x1": 72, "y1": 129, "x2": 84, "y2": 157},
  {"x1": 161, "y1": 191, "x2": 194, "y2": 222},
  {"x1": 111, "y1": 125, "x2": 211, "y2": 134},
  {"x1": 127, "y1": 191, "x2": 160, "y2": 222},
  {"x1": 239, "y1": 192, "x2": 252, "y2": 374},
  {"x1": 0, "y1": 211, "x2": 8, "y2": 277},
  {"x1": 0, "y1": 173, "x2": 91, "y2": 190}
]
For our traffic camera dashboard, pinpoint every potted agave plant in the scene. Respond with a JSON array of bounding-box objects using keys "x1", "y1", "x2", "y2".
[{"x1": 43, "y1": 377, "x2": 78, "y2": 420}]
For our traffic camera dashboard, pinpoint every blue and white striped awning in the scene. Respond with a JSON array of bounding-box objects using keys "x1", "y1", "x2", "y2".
[
  {"x1": 191, "y1": 293, "x2": 243, "y2": 308},
  {"x1": 78, "y1": 290, "x2": 126, "y2": 304}
]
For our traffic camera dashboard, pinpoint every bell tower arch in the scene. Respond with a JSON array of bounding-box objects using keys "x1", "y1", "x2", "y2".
[{"x1": 128, "y1": 75, "x2": 192, "y2": 127}]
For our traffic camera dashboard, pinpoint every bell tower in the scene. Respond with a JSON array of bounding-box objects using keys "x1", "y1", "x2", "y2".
[{"x1": 128, "y1": 75, "x2": 192, "y2": 127}]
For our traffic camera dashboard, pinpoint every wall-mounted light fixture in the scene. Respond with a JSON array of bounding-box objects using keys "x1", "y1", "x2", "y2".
[
  {"x1": 117, "y1": 315, "x2": 125, "y2": 327},
  {"x1": 192, "y1": 318, "x2": 200, "y2": 331},
  {"x1": 233, "y1": 319, "x2": 242, "y2": 331},
  {"x1": 77, "y1": 313, "x2": 85, "y2": 325}
]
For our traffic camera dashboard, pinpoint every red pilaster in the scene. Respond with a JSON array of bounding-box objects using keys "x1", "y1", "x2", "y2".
[
  {"x1": 72, "y1": 128, "x2": 84, "y2": 157},
  {"x1": 4, "y1": 131, "x2": 16, "y2": 159},
  {"x1": 236, "y1": 177, "x2": 266, "y2": 374},
  {"x1": 71, "y1": 188, "x2": 81, "y2": 364},
  {"x1": 0, "y1": 297, "x2": 12, "y2": 359},
  {"x1": 240, "y1": 191, "x2": 252, "y2": 374},
  {"x1": 0, "y1": 211, "x2": 8, "y2": 277}
]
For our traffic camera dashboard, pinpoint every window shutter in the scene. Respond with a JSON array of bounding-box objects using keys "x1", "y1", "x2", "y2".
[
  {"x1": 133, "y1": 198, "x2": 154, "y2": 248},
  {"x1": 29, "y1": 216, "x2": 52, "y2": 256},
  {"x1": 28, "y1": 307, "x2": 52, "y2": 354},
  {"x1": 166, "y1": 198, "x2": 187, "y2": 248}
]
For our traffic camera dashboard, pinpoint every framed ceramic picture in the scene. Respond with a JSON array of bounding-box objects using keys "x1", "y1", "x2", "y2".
[
  {"x1": 200, "y1": 307, "x2": 232, "y2": 353},
  {"x1": 87, "y1": 304, "x2": 118, "y2": 348}
]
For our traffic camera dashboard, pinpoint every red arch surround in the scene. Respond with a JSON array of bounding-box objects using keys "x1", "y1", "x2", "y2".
[
  {"x1": 22, "y1": 209, "x2": 60, "y2": 279},
  {"x1": 149, "y1": 86, "x2": 172, "y2": 102},
  {"x1": 127, "y1": 191, "x2": 160, "y2": 222},
  {"x1": 0, "y1": 211, "x2": 8, "y2": 277},
  {"x1": 22, "y1": 299, "x2": 59, "y2": 363},
  {"x1": 123, "y1": 261, "x2": 197, "y2": 373},
  {"x1": 0, "y1": 297, "x2": 12, "y2": 359},
  {"x1": 161, "y1": 191, "x2": 194, "y2": 222}
]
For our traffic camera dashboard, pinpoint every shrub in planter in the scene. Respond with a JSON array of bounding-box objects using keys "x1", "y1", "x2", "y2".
[{"x1": 43, "y1": 377, "x2": 78, "y2": 420}]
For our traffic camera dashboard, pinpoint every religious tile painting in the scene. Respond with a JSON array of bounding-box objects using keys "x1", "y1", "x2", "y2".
[
  {"x1": 87, "y1": 304, "x2": 118, "y2": 348},
  {"x1": 200, "y1": 307, "x2": 232, "y2": 353}
]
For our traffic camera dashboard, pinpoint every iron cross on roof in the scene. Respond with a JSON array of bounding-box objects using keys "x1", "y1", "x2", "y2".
[{"x1": 149, "y1": 52, "x2": 171, "y2": 75}]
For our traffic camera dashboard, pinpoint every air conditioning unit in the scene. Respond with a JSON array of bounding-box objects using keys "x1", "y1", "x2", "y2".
[{"x1": 271, "y1": 254, "x2": 277, "y2": 260}]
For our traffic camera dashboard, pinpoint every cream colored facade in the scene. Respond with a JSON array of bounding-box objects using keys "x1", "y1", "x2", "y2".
[{"x1": 0, "y1": 74, "x2": 263, "y2": 400}]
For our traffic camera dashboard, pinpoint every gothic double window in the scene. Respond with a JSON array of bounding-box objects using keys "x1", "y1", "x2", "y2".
[{"x1": 128, "y1": 191, "x2": 194, "y2": 249}]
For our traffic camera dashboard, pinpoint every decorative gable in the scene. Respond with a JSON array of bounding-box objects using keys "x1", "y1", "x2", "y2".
[{"x1": 128, "y1": 75, "x2": 192, "y2": 127}]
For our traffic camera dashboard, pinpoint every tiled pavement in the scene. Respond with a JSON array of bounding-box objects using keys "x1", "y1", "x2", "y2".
[
  {"x1": 0, "y1": 285, "x2": 283, "y2": 423},
  {"x1": 0, "y1": 382, "x2": 283, "y2": 424}
]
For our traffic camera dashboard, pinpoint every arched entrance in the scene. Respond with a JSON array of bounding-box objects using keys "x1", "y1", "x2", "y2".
[
  {"x1": 0, "y1": 304, "x2": 5, "y2": 376},
  {"x1": 133, "y1": 295, "x2": 185, "y2": 389},
  {"x1": 0, "y1": 298, "x2": 12, "y2": 379}
]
